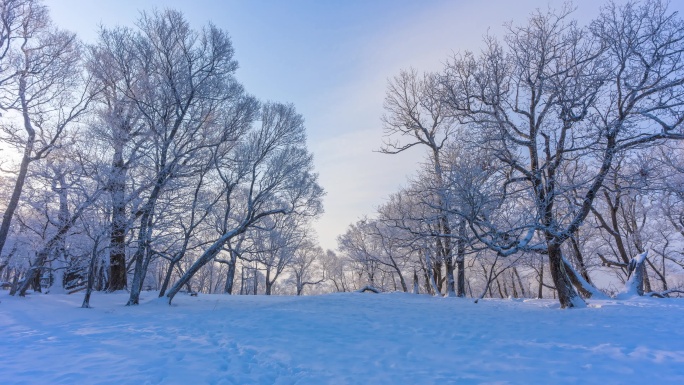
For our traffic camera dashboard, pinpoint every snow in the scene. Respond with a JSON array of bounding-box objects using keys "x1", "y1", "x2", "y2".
[
  {"x1": 618, "y1": 251, "x2": 650, "y2": 300},
  {"x1": 2, "y1": 292, "x2": 684, "y2": 384}
]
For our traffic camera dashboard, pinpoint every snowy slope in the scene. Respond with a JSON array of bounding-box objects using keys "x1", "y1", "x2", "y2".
[{"x1": 1, "y1": 292, "x2": 683, "y2": 384}]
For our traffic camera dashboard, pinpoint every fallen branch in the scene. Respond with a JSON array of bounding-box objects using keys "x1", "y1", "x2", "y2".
[
  {"x1": 645, "y1": 289, "x2": 684, "y2": 298},
  {"x1": 356, "y1": 285, "x2": 381, "y2": 294}
]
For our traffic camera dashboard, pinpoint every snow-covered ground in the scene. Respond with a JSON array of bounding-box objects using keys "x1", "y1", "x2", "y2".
[{"x1": 1, "y1": 292, "x2": 683, "y2": 384}]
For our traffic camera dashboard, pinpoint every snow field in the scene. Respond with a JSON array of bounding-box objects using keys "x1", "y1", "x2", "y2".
[{"x1": 1, "y1": 292, "x2": 683, "y2": 384}]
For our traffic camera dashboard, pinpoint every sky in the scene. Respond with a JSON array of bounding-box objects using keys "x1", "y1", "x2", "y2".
[{"x1": 47, "y1": 0, "x2": 684, "y2": 251}]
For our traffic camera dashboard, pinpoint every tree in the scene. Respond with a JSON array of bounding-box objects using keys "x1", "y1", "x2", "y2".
[
  {"x1": 165, "y1": 102, "x2": 323, "y2": 304},
  {"x1": 0, "y1": 0, "x2": 91, "y2": 260},
  {"x1": 249, "y1": 214, "x2": 306, "y2": 295},
  {"x1": 89, "y1": 10, "x2": 248, "y2": 305},
  {"x1": 87, "y1": 25, "x2": 147, "y2": 292},
  {"x1": 382, "y1": 69, "x2": 462, "y2": 296},
  {"x1": 289, "y1": 240, "x2": 325, "y2": 295},
  {"x1": 441, "y1": 1, "x2": 684, "y2": 307}
]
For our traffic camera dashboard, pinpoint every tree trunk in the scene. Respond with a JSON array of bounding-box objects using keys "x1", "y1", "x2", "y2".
[
  {"x1": 108, "y1": 146, "x2": 128, "y2": 291},
  {"x1": 82, "y1": 238, "x2": 100, "y2": 308},
  {"x1": 510, "y1": 272, "x2": 519, "y2": 298},
  {"x1": 9, "y1": 270, "x2": 21, "y2": 296},
  {"x1": 167, "y1": 230, "x2": 240, "y2": 302},
  {"x1": 17, "y1": 251, "x2": 48, "y2": 296},
  {"x1": 618, "y1": 251, "x2": 648, "y2": 298},
  {"x1": 456, "y1": 221, "x2": 466, "y2": 297},
  {"x1": 537, "y1": 258, "x2": 544, "y2": 299},
  {"x1": 265, "y1": 268, "x2": 272, "y2": 295},
  {"x1": 397, "y1": 272, "x2": 407, "y2": 292},
  {"x1": 433, "y1": 260, "x2": 443, "y2": 294},
  {"x1": 570, "y1": 233, "x2": 593, "y2": 285},
  {"x1": 548, "y1": 242, "x2": 584, "y2": 308},
  {"x1": 127, "y1": 198, "x2": 157, "y2": 305},
  {"x1": 496, "y1": 278, "x2": 504, "y2": 298},
  {"x1": 444, "y1": 257, "x2": 456, "y2": 297},
  {"x1": 224, "y1": 260, "x2": 237, "y2": 294},
  {"x1": 158, "y1": 260, "x2": 177, "y2": 297},
  {"x1": 513, "y1": 267, "x2": 526, "y2": 298},
  {"x1": 413, "y1": 270, "x2": 420, "y2": 294},
  {"x1": 0, "y1": 75, "x2": 36, "y2": 258}
]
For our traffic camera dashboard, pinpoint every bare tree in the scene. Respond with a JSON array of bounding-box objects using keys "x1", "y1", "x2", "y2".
[
  {"x1": 0, "y1": 0, "x2": 91, "y2": 260},
  {"x1": 442, "y1": 1, "x2": 684, "y2": 307},
  {"x1": 165, "y1": 102, "x2": 324, "y2": 304},
  {"x1": 289, "y1": 240, "x2": 325, "y2": 295}
]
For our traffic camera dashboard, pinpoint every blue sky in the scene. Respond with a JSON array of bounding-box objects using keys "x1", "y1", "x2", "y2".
[{"x1": 48, "y1": 0, "x2": 684, "y2": 250}]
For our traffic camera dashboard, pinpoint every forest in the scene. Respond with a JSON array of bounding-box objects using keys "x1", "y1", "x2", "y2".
[{"x1": 1, "y1": 0, "x2": 684, "y2": 309}]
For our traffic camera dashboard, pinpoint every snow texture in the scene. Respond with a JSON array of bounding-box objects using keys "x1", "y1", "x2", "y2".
[{"x1": 2, "y1": 292, "x2": 684, "y2": 384}]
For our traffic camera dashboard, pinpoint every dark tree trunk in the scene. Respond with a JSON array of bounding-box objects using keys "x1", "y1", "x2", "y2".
[
  {"x1": 9, "y1": 270, "x2": 21, "y2": 296},
  {"x1": 223, "y1": 246, "x2": 239, "y2": 294},
  {"x1": 456, "y1": 221, "x2": 466, "y2": 297},
  {"x1": 158, "y1": 260, "x2": 177, "y2": 297},
  {"x1": 444, "y1": 257, "x2": 456, "y2": 297},
  {"x1": 548, "y1": 242, "x2": 582, "y2": 308},
  {"x1": 496, "y1": 278, "x2": 504, "y2": 298},
  {"x1": 570, "y1": 233, "x2": 593, "y2": 285},
  {"x1": 422, "y1": 266, "x2": 431, "y2": 294},
  {"x1": 456, "y1": 259, "x2": 465, "y2": 297},
  {"x1": 433, "y1": 260, "x2": 443, "y2": 294},
  {"x1": 82, "y1": 238, "x2": 100, "y2": 308},
  {"x1": 413, "y1": 270, "x2": 420, "y2": 294},
  {"x1": 265, "y1": 268, "x2": 272, "y2": 295},
  {"x1": 537, "y1": 259, "x2": 544, "y2": 299},
  {"x1": 224, "y1": 261, "x2": 237, "y2": 294},
  {"x1": 513, "y1": 267, "x2": 526, "y2": 298},
  {"x1": 107, "y1": 148, "x2": 128, "y2": 291}
]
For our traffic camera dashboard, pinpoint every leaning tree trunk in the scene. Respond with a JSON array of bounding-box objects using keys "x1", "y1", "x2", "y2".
[
  {"x1": 0, "y1": 81, "x2": 35, "y2": 258},
  {"x1": 158, "y1": 260, "x2": 178, "y2": 297},
  {"x1": 82, "y1": 237, "x2": 101, "y2": 308},
  {"x1": 127, "y1": 193, "x2": 159, "y2": 305}
]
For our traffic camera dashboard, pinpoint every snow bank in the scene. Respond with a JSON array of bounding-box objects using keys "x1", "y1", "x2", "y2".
[{"x1": 1, "y1": 292, "x2": 683, "y2": 384}]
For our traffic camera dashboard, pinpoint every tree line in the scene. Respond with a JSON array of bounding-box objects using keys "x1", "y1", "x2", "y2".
[
  {"x1": 0, "y1": 0, "x2": 325, "y2": 306},
  {"x1": 335, "y1": 0, "x2": 684, "y2": 308},
  {"x1": 2, "y1": 0, "x2": 684, "y2": 309}
]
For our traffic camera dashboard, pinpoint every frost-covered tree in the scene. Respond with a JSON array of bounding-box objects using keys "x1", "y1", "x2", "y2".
[
  {"x1": 441, "y1": 0, "x2": 684, "y2": 307},
  {"x1": 165, "y1": 102, "x2": 323, "y2": 304},
  {"x1": 382, "y1": 69, "x2": 462, "y2": 296},
  {"x1": 0, "y1": 0, "x2": 91, "y2": 262}
]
